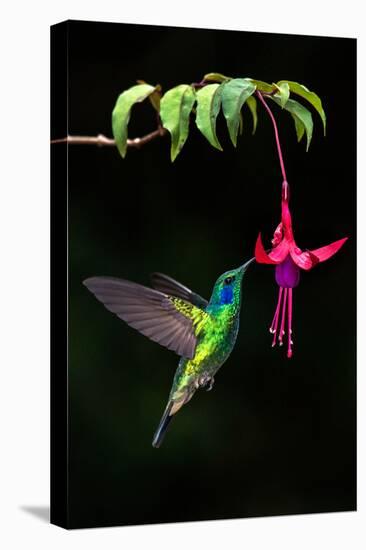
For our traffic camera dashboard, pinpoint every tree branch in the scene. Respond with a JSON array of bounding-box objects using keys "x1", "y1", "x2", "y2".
[{"x1": 50, "y1": 127, "x2": 167, "y2": 148}]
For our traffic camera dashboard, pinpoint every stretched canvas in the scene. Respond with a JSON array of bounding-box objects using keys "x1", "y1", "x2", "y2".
[{"x1": 51, "y1": 20, "x2": 356, "y2": 529}]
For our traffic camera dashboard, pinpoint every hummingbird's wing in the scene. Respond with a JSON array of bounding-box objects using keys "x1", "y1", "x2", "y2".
[
  {"x1": 150, "y1": 272, "x2": 208, "y2": 310},
  {"x1": 83, "y1": 276, "x2": 208, "y2": 359}
]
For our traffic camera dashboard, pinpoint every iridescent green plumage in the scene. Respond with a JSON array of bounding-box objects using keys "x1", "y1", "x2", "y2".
[{"x1": 83, "y1": 258, "x2": 253, "y2": 448}]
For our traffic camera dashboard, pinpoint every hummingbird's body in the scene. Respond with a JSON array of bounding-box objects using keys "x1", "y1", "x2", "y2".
[
  {"x1": 84, "y1": 258, "x2": 253, "y2": 448},
  {"x1": 168, "y1": 297, "x2": 241, "y2": 407}
]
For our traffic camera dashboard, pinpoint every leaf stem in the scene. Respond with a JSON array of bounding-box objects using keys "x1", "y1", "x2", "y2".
[{"x1": 256, "y1": 90, "x2": 288, "y2": 183}]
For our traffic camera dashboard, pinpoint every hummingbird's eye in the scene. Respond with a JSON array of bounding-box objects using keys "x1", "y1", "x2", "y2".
[{"x1": 224, "y1": 276, "x2": 235, "y2": 285}]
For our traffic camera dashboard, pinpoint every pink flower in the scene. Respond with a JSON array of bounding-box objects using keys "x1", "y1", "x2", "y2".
[{"x1": 255, "y1": 180, "x2": 348, "y2": 358}]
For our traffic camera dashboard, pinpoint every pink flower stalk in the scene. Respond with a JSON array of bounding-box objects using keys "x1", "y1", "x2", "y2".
[
  {"x1": 255, "y1": 181, "x2": 348, "y2": 358},
  {"x1": 254, "y1": 91, "x2": 348, "y2": 358}
]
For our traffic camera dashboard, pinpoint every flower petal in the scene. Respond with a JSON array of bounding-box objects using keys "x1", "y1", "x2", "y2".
[
  {"x1": 268, "y1": 238, "x2": 290, "y2": 263},
  {"x1": 310, "y1": 237, "x2": 348, "y2": 263},
  {"x1": 290, "y1": 247, "x2": 319, "y2": 270},
  {"x1": 255, "y1": 233, "x2": 278, "y2": 264},
  {"x1": 275, "y1": 255, "x2": 301, "y2": 288},
  {"x1": 271, "y1": 223, "x2": 283, "y2": 246}
]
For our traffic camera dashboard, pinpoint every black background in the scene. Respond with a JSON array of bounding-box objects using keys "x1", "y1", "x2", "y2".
[{"x1": 64, "y1": 20, "x2": 356, "y2": 528}]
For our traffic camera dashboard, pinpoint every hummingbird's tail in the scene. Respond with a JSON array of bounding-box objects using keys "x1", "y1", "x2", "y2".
[
  {"x1": 152, "y1": 390, "x2": 192, "y2": 448},
  {"x1": 152, "y1": 402, "x2": 174, "y2": 448}
]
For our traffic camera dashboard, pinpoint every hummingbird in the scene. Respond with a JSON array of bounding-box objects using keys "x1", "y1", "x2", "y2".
[{"x1": 83, "y1": 257, "x2": 254, "y2": 448}]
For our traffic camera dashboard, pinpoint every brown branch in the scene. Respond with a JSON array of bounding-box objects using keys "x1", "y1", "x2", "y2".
[{"x1": 50, "y1": 127, "x2": 167, "y2": 148}]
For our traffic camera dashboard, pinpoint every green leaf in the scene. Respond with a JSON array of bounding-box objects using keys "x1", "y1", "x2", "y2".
[
  {"x1": 195, "y1": 83, "x2": 224, "y2": 150},
  {"x1": 271, "y1": 96, "x2": 313, "y2": 151},
  {"x1": 203, "y1": 72, "x2": 232, "y2": 83},
  {"x1": 246, "y1": 95, "x2": 258, "y2": 134},
  {"x1": 277, "y1": 80, "x2": 326, "y2": 134},
  {"x1": 136, "y1": 80, "x2": 162, "y2": 112},
  {"x1": 221, "y1": 78, "x2": 256, "y2": 147},
  {"x1": 246, "y1": 78, "x2": 275, "y2": 93},
  {"x1": 149, "y1": 85, "x2": 162, "y2": 112},
  {"x1": 159, "y1": 84, "x2": 196, "y2": 161},
  {"x1": 274, "y1": 82, "x2": 290, "y2": 108},
  {"x1": 112, "y1": 83, "x2": 156, "y2": 158},
  {"x1": 292, "y1": 115, "x2": 305, "y2": 143}
]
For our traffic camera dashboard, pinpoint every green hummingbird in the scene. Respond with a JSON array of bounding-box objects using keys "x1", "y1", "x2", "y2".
[{"x1": 83, "y1": 257, "x2": 254, "y2": 448}]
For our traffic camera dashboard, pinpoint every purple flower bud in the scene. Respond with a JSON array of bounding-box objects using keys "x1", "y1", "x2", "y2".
[{"x1": 275, "y1": 254, "x2": 300, "y2": 288}]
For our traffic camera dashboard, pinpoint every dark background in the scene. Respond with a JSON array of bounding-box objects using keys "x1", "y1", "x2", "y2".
[{"x1": 64, "y1": 20, "x2": 356, "y2": 528}]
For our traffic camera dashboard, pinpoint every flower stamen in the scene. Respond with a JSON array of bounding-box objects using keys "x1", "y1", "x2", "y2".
[
  {"x1": 269, "y1": 286, "x2": 294, "y2": 355},
  {"x1": 287, "y1": 288, "x2": 293, "y2": 358},
  {"x1": 270, "y1": 287, "x2": 283, "y2": 337},
  {"x1": 279, "y1": 288, "x2": 288, "y2": 345},
  {"x1": 270, "y1": 287, "x2": 283, "y2": 347}
]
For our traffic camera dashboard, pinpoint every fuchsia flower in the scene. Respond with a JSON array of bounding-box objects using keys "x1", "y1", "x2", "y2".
[
  {"x1": 255, "y1": 180, "x2": 347, "y2": 358},
  {"x1": 254, "y1": 91, "x2": 347, "y2": 359}
]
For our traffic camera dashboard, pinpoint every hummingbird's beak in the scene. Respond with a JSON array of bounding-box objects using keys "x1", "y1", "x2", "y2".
[{"x1": 240, "y1": 257, "x2": 256, "y2": 273}]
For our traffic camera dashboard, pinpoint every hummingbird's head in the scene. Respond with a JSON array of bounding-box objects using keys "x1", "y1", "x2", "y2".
[{"x1": 210, "y1": 257, "x2": 254, "y2": 307}]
